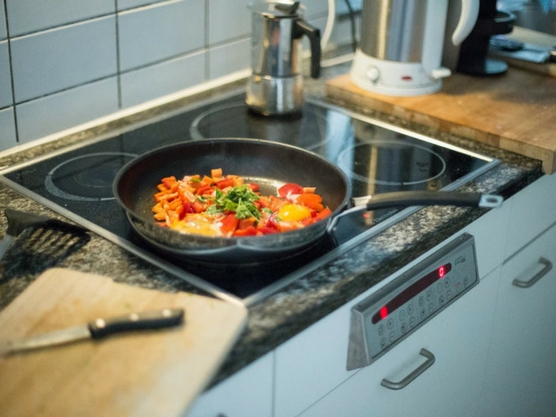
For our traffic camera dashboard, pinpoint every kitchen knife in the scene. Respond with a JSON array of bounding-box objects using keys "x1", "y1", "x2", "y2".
[{"x1": 0, "y1": 308, "x2": 185, "y2": 357}]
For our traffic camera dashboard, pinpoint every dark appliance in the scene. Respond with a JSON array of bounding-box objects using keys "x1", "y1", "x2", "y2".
[{"x1": 457, "y1": 0, "x2": 516, "y2": 75}]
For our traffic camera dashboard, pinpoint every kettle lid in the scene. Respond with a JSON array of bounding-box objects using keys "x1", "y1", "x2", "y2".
[{"x1": 249, "y1": 1, "x2": 304, "y2": 18}]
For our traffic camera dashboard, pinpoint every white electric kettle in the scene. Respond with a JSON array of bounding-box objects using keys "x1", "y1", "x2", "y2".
[{"x1": 350, "y1": 0, "x2": 480, "y2": 96}]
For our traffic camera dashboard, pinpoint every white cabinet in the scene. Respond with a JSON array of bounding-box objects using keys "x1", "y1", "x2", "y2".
[
  {"x1": 479, "y1": 222, "x2": 556, "y2": 417},
  {"x1": 185, "y1": 352, "x2": 274, "y2": 417},
  {"x1": 274, "y1": 297, "x2": 358, "y2": 417},
  {"x1": 298, "y1": 267, "x2": 501, "y2": 417},
  {"x1": 503, "y1": 174, "x2": 556, "y2": 259}
]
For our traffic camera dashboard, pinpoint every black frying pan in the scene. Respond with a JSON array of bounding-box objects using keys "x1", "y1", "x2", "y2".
[{"x1": 113, "y1": 138, "x2": 502, "y2": 264}]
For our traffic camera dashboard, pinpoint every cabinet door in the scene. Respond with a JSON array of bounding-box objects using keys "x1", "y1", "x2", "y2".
[
  {"x1": 185, "y1": 352, "x2": 273, "y2": 417},
  {"x1": 300, "y1": 269, "x2": 501, "y2": 417},
  {"x1": 480, "y1": 223, "x2": 556, "y2": 417},
  {"x1": 504, "y1": 174, "x2": 556, "y2": 259}
]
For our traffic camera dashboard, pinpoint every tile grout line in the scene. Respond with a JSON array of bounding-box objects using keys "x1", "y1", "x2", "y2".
[
  {"x1": 3, "y1": 0, "x2": 20, "y2": 144},
  {"x1": 114, "y1": 0, "x2": 122, "y2": 109}
]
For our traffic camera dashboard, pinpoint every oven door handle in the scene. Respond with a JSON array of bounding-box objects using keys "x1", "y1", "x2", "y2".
[
  {"x1": 380, "y1": 348, "x2": 436, "y2": 390},
  {"x1": 512, "y1": 257, "x2": 553, "y2": 288}
]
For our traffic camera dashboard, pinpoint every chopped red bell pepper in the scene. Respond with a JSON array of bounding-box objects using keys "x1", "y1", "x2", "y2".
[
  {"x1": 215, "y1": 177, "x2": 235, "y2": 190},
  {"x1": 257, "y1": 226, "x2": 278, "y2": 235},
  {"x1": 220, "y1": 213, "x2": 239, "y2": 234},
  {"x1": 278, "y1": 183, "x2": 304, "y2": 198},
  {"x1": 233, "y1": 225, "x2": 258, "y2": 236}
]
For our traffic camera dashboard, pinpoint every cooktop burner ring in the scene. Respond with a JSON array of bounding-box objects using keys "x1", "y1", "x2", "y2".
[
  {"x1": 337, "y1": 140, "x2": 447, "y2": 186},
  {"x1": 189, "y1": 102, "x2": 331, "y2": 150},
  {"x1": 45, "y1": 152, "x2": 138, "y2": 201}
]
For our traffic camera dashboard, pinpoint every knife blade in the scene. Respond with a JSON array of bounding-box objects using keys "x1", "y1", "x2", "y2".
[{"x1": 0, "y1": 308, "x2": 185, "y2": 357}]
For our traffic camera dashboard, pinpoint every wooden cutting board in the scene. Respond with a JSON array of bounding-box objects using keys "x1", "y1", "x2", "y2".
[
  {"x1": 326, "y1": 68, "x2": 556, "y2": 173},
  {"x1": 0, "y1": 268, "x2": 248, "y2": 417}
]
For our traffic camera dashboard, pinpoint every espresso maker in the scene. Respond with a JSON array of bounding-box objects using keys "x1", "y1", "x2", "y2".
[
  {"x1": 246, "y1": 1, "x2": 321, "y2": 116},
  {"x1": 351, "y1": 0, "x2": 479, "y2": 96}
]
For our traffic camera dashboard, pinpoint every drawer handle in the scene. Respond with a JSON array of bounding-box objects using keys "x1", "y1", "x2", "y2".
[
  {"x1": 380, "y1": 348, "x2": 435, "y2": 390},
  {"x1": 512, "y1": 257, "x2": 553, "y2": 288}
]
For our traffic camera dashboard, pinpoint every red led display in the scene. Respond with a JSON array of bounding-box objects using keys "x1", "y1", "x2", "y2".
[
  {"x1": 372, "y1": 263, "x2": 452, "y2": 324},
  {"x1": 438, "y1": 265, "x2": 446, "y2": 278},
  {"x1": 379, "y1": 306, "x2": 388, "y2": 320}
]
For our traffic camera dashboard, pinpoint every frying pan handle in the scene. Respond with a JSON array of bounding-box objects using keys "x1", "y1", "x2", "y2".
[
  {"x1": 362, "y1": 191, "x2": 503, "y2": 211},
  {"x1": 327, "y1": 191, "x2": 503, "y2": 234}
]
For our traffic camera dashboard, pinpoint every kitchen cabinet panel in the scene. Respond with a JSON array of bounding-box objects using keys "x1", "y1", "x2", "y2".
[
  {"x1": 480, "y1": 222, "x2": 556, "y2": 417},
  {"x1": 118, "y1": 0, "x2": 204, "y2": 72},
  {"x1": 5, "y1": 0, "x2": 115, "y2": 37},
  {"x1": 274, "y1": 300, "x2": 358, "y2": 417},
  {"x1": 462, "y1": 200, "x2": 511, "y2": 279},
  {"x1": 0, "y1": 108, "x2": 16, "y2": 151},
  {"x1": 120, "y1": 52, "x2": 205, "y2": 108},
  {"x1": 10, "y1": 16, "x2": 117, "y2": 103},
  {"x1": 0, "y1": 41, "x2": 13, "y2": 109},
  {"x1": 208, "y1": 39, "x2": 250, "y2": 80},
  {"x1": 208, "y1": 0, "x2": 251, "y2": 45},
  {"x1": 15, "y1": 77, "x2": 119, "y2": 143},
  {"x1": 503, "y1": 174, "x2": 556, "y2": 259},
  {"x1": 299, "y1": 268, "x2": 501, "y2": 417},
  {"x1": 186, "y1": 352, "x2": 274, "y2": 417}
]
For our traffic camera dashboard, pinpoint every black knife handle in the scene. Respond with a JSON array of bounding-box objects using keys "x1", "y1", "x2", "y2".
[{"x1": 88, "y1": 308, "x2": 185, "y2": 339}]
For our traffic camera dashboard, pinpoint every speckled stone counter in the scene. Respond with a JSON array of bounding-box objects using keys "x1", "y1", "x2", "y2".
[{"x1": 0, "y1": 57, "x2": 544, "y2": 387}]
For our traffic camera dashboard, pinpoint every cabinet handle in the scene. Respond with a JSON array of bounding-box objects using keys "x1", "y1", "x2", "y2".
[
  {"x1": 380, "y1": 348, "x2": 435, "y2": 390},
  {"x1": 512, "y1": 257, "x2": 553, "y2": 288}
]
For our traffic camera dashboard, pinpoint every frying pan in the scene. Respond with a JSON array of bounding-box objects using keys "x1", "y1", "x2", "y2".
[{"x1": 113, "y1": 139, "x2": 502, "y2": 264}]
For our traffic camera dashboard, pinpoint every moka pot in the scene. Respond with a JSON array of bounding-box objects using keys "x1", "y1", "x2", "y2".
[{"x1": 246, "y1": 1, "x2": 321, "y2": 116}]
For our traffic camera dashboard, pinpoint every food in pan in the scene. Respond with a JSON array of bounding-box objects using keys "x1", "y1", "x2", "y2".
[{"x1": 152, "y1": 168, "x2": 332, "y2": 237}]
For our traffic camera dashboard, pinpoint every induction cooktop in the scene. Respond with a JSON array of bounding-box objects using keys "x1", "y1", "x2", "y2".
[{"x1": 0, "y1": 90, "x2": 500, "y2": 304}]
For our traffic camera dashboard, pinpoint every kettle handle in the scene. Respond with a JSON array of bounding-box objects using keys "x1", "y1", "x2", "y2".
[
  {"x1": 451, "y1": 0, "x2": 480, "y2": 46},
  {"x1": 294, "y1": 19, "x2": 321, "y2": 79}
]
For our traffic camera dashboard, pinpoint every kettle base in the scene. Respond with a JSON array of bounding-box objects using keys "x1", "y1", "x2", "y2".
[
  {"x1": 246, "y1": 74, "x2": 304, "y2": 116},
  {"x1": 350, "y1": 50, "x2": 444, "y2": 97}
]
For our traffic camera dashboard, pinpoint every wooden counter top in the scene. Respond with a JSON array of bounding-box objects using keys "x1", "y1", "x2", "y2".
[{"x1": 326, "y1": 67, "x2": 556, "y2": 173}]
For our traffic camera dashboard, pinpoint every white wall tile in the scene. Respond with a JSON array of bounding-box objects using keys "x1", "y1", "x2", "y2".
[
  {"x1": 208, "y1": 0, "x2": 250, "y2": 45},
  {"x1": 120, "y1": 52, "x2": 205, "y2": 108},
  {"x1": 16, "y1": 77, "x2": 119, "y2": 143},
  {"x1": 208, "y1": 38, "x2": 250, "y2": 79},
  {"x1": 10, "y1": 16, "x2": 117, "y2": 103},
  {"x1": 117, "y1": 0, "x2": 167, "y2": 11},
  {"x1": 0, "y1": 107, "x2": 17, "y2": 151},
  {"x1": 302, "y1": 0, "x2": 331, "y2": 17},
  {"x1": 0, "y1": 1, "x2": 7, "y2": 40},
  {"x1": 0, "y1": 41, "x2": 13, "y2": 108},
  {"x1": 333, "y1": 14, "x2": 360, "y2": 46},
  {"x1": 5, "y1": 0, "x2": 115, "y2": 37},
  {"x1": 118, "y1": 0, "x2": 204, "y2": 72}
]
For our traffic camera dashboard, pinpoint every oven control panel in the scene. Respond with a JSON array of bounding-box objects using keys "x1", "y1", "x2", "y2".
[{"x1": 346, "y1": 233, "x2": 478, "y2": 370}]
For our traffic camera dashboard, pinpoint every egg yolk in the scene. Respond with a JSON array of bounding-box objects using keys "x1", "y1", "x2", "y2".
[
  {"x1": 173, "y1": 214, "x2": 221, "y2": 236},
  {"x1": 278, "y1": 204, "x2": 311, "y2": 222}
]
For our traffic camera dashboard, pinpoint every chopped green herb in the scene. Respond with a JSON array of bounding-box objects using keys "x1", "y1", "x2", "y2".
[{"x1": 207, "y1": 185, "x2": 261, "y2": 219}]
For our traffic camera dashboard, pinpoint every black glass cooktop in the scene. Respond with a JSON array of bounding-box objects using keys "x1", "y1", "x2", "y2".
[{"x1": 0, "y1": 91, "x2": 499, "y2": 304}]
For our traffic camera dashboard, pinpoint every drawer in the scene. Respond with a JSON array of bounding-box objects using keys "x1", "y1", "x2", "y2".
[{"x1": 504, "y1": 174, "x2": 556, "y2": 259}]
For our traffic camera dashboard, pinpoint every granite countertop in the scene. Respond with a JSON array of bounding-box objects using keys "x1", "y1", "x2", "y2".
[{"x1": 0, "y1": 57, "x2": 544, "y2": 386}]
